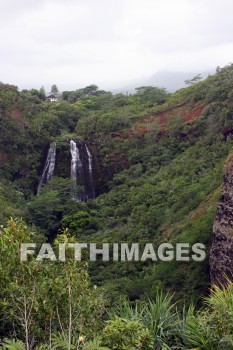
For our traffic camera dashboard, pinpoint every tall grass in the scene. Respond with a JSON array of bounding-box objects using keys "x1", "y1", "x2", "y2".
[
  {"x1": 107, "y1": 291, "x2": 181, "y2": 349},
  {"x1": 107, "y1": 283, "x2": 233, "y2": 349}
]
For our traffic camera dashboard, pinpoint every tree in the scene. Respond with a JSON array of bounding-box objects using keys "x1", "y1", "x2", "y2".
[
  {"x1": 83, "y1": 84, "x2": 99, "y2": 96},
  {"x1": 0, "y1": 218, "x2": 106, "y2": 347},
  {"x1": 135, "y1": 86, "x2": 168, "y2": 106},
  {"x1": 27, "y1": 177, "x2": 72, "y2": 235},
  {"x1": 39, "y1": 86, "x2": 46, "y2": 98},
  {"x1": 184, "y1": 74, "x2": 202, "y2": 86},
  {"x1": 51, "y1": 84, "x2": 59, "y2": 94}
]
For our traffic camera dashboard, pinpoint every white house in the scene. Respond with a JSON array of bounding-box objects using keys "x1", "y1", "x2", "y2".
[{"x1": 46, "y1": 93, "x2": 59, "y2": 102}]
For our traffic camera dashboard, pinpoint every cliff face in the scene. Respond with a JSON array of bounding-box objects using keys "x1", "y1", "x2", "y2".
[{"x1": 210, "y1": 153, "x2": 233, "y2": 286}]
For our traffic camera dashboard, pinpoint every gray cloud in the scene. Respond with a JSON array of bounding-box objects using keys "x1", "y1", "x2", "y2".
[{"x1": 0, "y1": 0, "x2": 233, "y2": 90}]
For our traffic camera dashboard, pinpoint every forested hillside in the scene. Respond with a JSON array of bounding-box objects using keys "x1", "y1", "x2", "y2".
[{"x1": 1, "y1": 64, "x2": 233, "y2": 349}]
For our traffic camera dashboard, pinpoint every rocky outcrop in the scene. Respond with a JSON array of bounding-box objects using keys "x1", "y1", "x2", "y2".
[{"x1": 210, "y1": 153, "x2": 233, "y2": 287}]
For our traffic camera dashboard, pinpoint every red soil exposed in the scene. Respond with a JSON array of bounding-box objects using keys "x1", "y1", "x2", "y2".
[
  {"x1": 10, "y1": 109, "x2": 23, "y2": 121},
  {"x1": 136, "y1": 102, "x2": 207, "y2": 127},
  {"x1": 10, "y1": 109, "x2": 28, "y2": 131},
  {"x1": 113, "y1": 102, "x2": 207, "y2": 139}
]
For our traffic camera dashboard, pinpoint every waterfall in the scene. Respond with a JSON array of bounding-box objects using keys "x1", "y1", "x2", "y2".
[
  {"x1": 70, "y1": 139, "x2": 82, "y2": 201},
  {"x1": 85, "y1": 144, "x2": 95, "y2": 198},
  {"x1": 37, "y1": 142, "x2": 56, "y2": 195},
  {"x1": 85, "y1": 144, "x2": 93, "y2": 174},
  {"x1": 70, "y1": 140, "x2": 95, "y2": 201},
  {"x1": 37, "y1": 140, "x2": 96, "y2": 201}
]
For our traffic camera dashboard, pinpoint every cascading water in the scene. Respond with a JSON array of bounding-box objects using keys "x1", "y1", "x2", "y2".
[
  {"x1": 70, "y1": 139, "x2": 78, "y2": 182},
  {"x1": 85, "y1": 144, "x2": 95, "y2": 198},
  {"x1": 37, "y1": 139, "x2": 96, "y2": 201},
  {"x1": 37, "y1": 142, "x2": 56, "y2": 195},
  {"x1": 70, "y1": 139, "x2": 84, "y2": 201},
  {"x1": 85, "y1": 144, "x2": 92, "y2": 174},
  {"x1": 69, "y1": 140, "x2": 95, "y2": 201}
]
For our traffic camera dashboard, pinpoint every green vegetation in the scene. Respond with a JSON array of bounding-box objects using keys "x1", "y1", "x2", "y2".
[
  {"x1": 1, "y1": 64, "x2": 233, "y2": 347},
  {"x1": 0, "y1": 219, "x2": 105, "y2": 349},
  {"x1": 1, "y1": 219, "x2": 233, "y2": 349}
]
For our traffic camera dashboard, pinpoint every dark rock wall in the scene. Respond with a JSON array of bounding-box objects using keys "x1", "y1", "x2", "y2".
[{"x1": 210, "y1": 153, "x2": 233, "y2": 286}]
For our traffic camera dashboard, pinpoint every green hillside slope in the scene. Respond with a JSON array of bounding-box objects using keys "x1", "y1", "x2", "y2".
[{"x1": 1, "y1": 64, "x2": 233, "y2": 301}]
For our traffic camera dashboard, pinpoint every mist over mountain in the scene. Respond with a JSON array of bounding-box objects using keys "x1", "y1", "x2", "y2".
[
  {"x1": 112, "y1": 70, "x2": 213, "y2": 94},
  {"x1": 15, "y1": 70, "x2": 214, "y2": 94}
]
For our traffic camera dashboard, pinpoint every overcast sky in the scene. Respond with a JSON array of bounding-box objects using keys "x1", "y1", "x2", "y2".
[{"x1": 0, "y1": 0, "x2": 233, "y2": 91}]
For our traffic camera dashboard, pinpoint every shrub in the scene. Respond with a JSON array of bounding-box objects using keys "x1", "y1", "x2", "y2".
[{"x1": 101, "y1": 317, "x2": 153, "y2": 350}]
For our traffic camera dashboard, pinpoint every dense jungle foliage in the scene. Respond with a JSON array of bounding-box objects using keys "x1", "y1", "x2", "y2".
[{"x1": 1, "y1": 64, "x2": 233, "y2": 348}]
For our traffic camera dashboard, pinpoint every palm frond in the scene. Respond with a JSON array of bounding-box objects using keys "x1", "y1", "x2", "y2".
[{"x1": 0, "y1": 339, "x2": 25, "y2": 350}]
